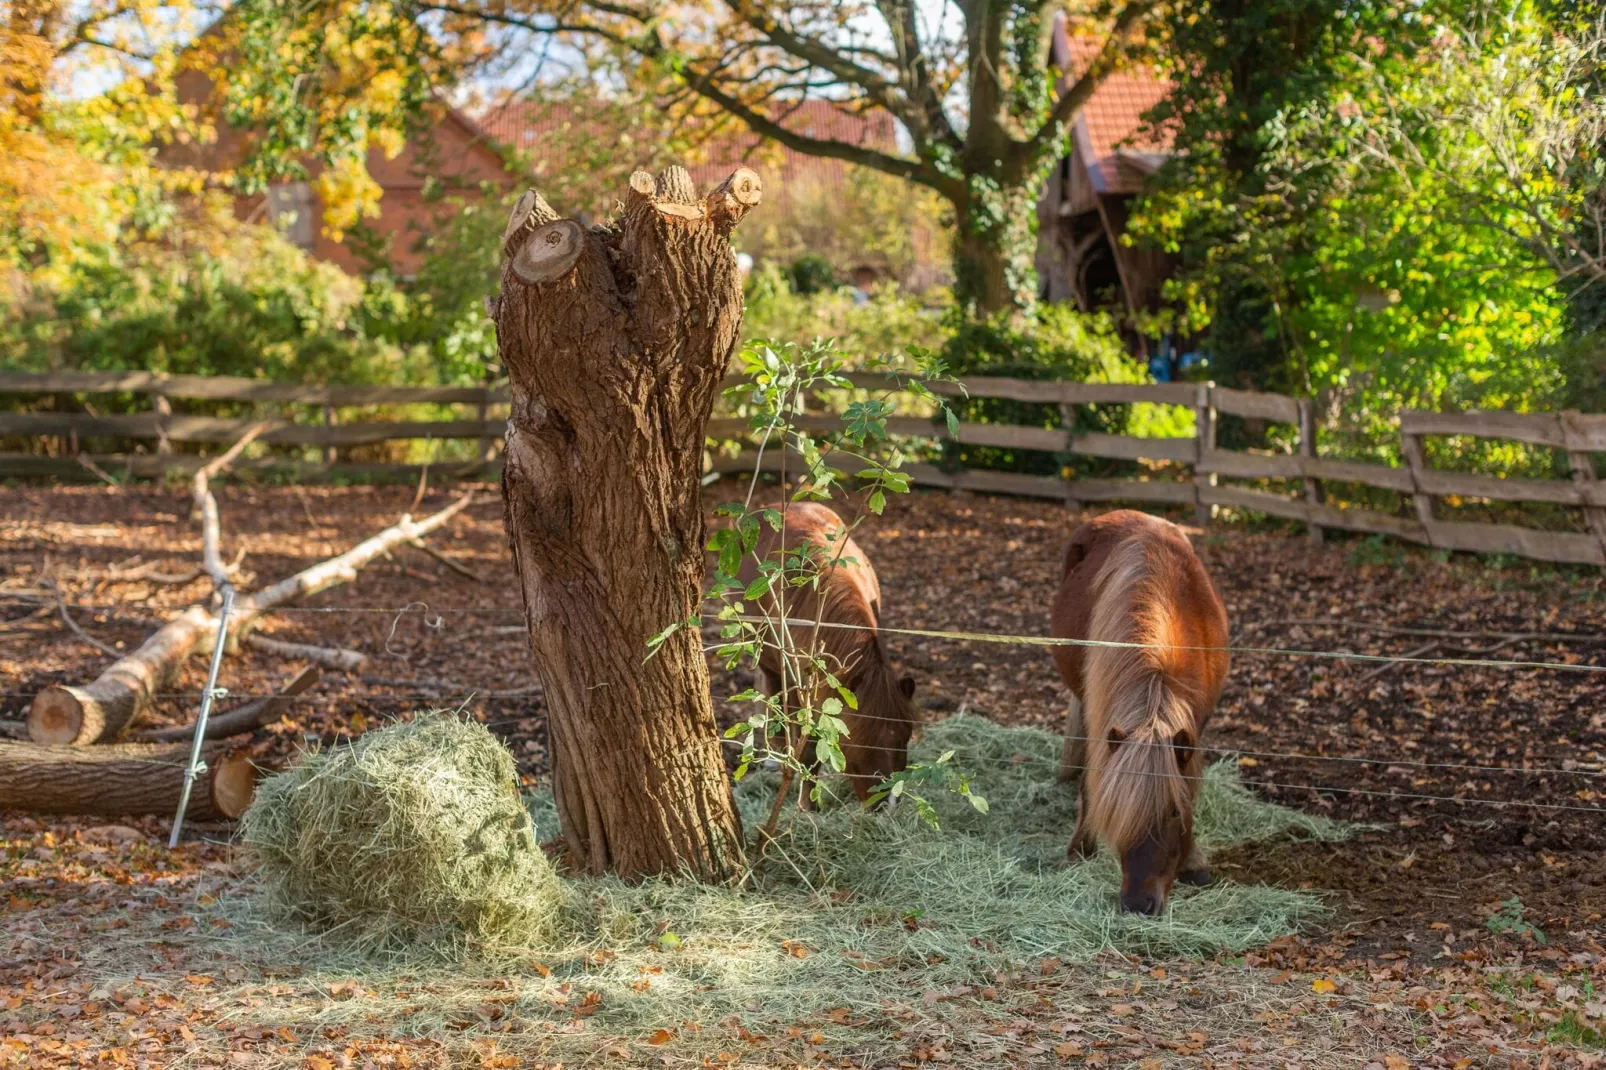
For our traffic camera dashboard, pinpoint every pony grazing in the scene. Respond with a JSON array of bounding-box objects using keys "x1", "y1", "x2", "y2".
[
  {"x1": 1049, "y1": 510, "x2": 1229, "y2": 915},
  {"x1": 742, "y1": 502, "x2": 918, "y2": 805}
]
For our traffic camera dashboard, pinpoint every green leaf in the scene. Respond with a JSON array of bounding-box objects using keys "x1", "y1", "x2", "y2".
[
  {"x1": 967, "y1": 793, "x2": 990, "y2": 813},
  {"x1": 944, "y1": 407, "x2": 959, "y2": 437},
  {"x1": 743, "y1": 575, "x2": 771, "y2": 600},
  {"x1": 867, "y1": 489, "x2": 886, "y2": 515}
]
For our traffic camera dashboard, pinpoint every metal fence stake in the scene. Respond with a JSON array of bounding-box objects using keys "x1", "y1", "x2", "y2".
[{"x1": 169, "y1": 585, "x2": 235, "y2": 849}]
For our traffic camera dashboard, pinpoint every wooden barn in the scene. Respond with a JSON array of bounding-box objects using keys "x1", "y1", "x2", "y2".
[{"x1": 1035, "y1": 13, "x2": 1175, "y2": 336}]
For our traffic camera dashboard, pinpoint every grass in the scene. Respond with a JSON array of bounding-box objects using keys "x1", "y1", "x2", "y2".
[{"x1": 170, "y1": 714, "x2": 1355, "y2": 1062}]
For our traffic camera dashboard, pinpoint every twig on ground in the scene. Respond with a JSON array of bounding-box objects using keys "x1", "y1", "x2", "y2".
[
  {"x1": 245, "y1": 633, "x2": 367, "y2": 672},
  {"x1": 75, "y1": 454, "x2": 120, "y2": 489},
  {"x1": 56, "y1": 599, "x2": 121, "y2": 659},
  {"x1": 358, "y1": 675, "x2": 541, "y2": 699},
  {"x1": 409, "y1": 539, "x2": 486, "y2": 583},
  {"x1": 138, "y1": 666, "x2": 321, "y2": 742},
  {"x1": 1357, "y1": 641, "x2": 1443, "y2": 684}
]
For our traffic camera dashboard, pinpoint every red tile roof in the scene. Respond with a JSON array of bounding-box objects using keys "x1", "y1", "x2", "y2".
[
  {"x1": 1050, "y1": 14, "x2": 1171, "y2": 194},
  {"x1": 476, "y1": 97, "x2": 898, "y2": 198}
]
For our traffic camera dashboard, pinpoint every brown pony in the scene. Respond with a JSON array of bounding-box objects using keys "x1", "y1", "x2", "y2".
[
  {"x1": 1049, "y1": 510, "x2": 1229, "y2": 915},
  {"x1": 742, "y1": 502, "x2": 918, "y2": 805}
]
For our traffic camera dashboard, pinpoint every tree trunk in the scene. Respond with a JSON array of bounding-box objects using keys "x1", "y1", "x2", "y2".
[
  {"x1": 0, "y1": 741, "x2": 257, "y2": 820},
  {"x1": 490, "y1": 167, "x2": 759, "y2": 882},
  {"x1": 952, "y1": 179, "x2": 1045, "y2": 317}
]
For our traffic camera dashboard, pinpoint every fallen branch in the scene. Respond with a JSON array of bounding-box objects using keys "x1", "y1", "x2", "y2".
[
  {"x1": 408, "y1": 539, "x2": 486, "y2": 583},
  {"x1": 1357, "y1": 641, "x2": 1442, "y2": 685},
  {"x1": 194, "y1": 422, "x2": 269, "y2": 589},
  {"x1": 0, "y1": 740, "x2": 257, "y2": 820},
  {"x1": 27, "y1": 492, "x2": 474, "y2": 746},
  {"x1": 139, "y1": 666, "x2": 320, "y2": 743},
  {"x1": 245, "y1": 633, "x2": 366, "y2": 671}
]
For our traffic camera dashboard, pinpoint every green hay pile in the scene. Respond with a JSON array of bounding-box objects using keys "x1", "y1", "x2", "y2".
[
  {"x1": 214, "y1": 714, "x2": 1352, "y2": 1061},
  {"x1": 240, "y1": 713, "x2": 564, "y2": 952}
]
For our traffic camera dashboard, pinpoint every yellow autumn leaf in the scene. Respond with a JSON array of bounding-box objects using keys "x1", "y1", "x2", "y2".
[{"x1": 1311, "y1": 978, "x2": 1337, "y2": 994}]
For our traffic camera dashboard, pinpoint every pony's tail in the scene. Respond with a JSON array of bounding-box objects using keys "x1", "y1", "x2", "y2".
[{"x1": 1083, "y1": 539, "x2": 1196, "y2": 849}]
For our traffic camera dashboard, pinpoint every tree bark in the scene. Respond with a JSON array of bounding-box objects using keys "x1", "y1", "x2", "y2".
[
  {"x1": 491, "y1": 167, "x2": 758, "y2": 882},
  {"x1": 0, "y1": 741, "x2": 257, "y2": 820}
]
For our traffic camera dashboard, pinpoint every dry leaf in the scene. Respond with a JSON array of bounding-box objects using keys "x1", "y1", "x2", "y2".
[{"x1": 1311, "y1": 979, "x2": 1337, "y2": 994}]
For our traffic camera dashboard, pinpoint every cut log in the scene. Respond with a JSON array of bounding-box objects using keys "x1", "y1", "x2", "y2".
[
  {"x1": 138, "y1": 666, "x2": 320, "y2": 742},
  {"x1": 29, "y1": 606, "x2": 216, "y2": 746},
  {"x1": 0, "y1": 741, "x2": 257, "y2": 820},
  {"x1": 27, "y1": 493, "x2": 473, "y2": 746}
]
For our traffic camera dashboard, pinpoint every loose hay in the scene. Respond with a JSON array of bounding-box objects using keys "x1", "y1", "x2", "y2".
[
  {"x1": 240, "y1": 712, "x2": 564, "y2": 952},
  {"x1": 216, "y1": 714, "x2": 1351, "y2": 1061}
]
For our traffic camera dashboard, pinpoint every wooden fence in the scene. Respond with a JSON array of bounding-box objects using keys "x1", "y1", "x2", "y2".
[{"x1": 4, "y1": 369, "x2": 1605, "y2": 567}]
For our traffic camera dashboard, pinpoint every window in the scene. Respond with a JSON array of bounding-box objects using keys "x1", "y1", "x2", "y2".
[{"x1": 265, "y1": 182, "x2": 316, "y2": 249}]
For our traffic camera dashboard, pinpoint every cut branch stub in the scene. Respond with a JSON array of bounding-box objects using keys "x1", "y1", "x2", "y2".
[
  {"x1": 502, "y1": 188, "x2": 559, "y2": 260},
  {"x1": 510, "y1": 220, "x2": 586, "y2": 284},
  {"x1": 628, "y1": 168, "x2": 706, "y2": 221},
  {"x1": 709, "y1": 167, "x2": 763, "y2": 234}
]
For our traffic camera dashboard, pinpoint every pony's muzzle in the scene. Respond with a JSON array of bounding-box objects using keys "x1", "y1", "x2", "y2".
[{"x1": 1120, "y1": 890, "x2": 1163, "y2": 916}]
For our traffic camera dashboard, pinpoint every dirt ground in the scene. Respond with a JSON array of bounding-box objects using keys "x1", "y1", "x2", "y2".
[{"x1": 3, "y1": 480, "x2": 1604, "y2": 1067}]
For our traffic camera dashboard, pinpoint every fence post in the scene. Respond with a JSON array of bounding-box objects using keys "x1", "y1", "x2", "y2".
[
  {"x1": 1399, "y1": 427, "x2": 1436, "y2": 528},
  {"x1": 1298, "y1": 398, "x2": 1324, "y2": 545},
  {"x1": 1561, "y1": 410, "x2": 1606, "y2": 560},
  {"x1": 476, "y1": 386, "x2": 493, "y2": 469},
  {"x1": 322, "y1": 404, "x2": 337, "y2": 466},
  {"x1": 153, "y1": 393, "x2": 172, "y2": 455},
  {"x1": 1059, "y1": 402, "x2": 1081, "y2": 517},
  {"x1": 1193, "y1": 382, "x2": 1216, "y2": 529}
]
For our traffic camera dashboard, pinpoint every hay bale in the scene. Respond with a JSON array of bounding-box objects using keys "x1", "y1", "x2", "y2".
[{"x1": 241, "y1": 713, "x2": 563, "y2": 951}]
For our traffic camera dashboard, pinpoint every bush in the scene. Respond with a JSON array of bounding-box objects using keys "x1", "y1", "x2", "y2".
[
  {"x1": 939, "y1": 304, "x2": 1156, "y2": 475},
  {"x1": 241, "y1": 713, "x2": 565, "y2": 953},
  {"x1": 787, "y1": 252, "x2": 839, "y2": 295}
]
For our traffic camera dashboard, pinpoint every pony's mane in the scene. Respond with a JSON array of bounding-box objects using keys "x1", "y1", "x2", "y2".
[
  {"x1": 845, "y1": 638, "x2": 917, "y2": 737},
  {"x1": 1083, "y1": 535, "x2": 1200, "y2": 851}
]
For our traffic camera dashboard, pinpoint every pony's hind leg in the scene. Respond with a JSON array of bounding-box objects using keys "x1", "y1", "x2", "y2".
[{"x1": 1057, "y1": 693, "x2": 1085, "y2": 784}]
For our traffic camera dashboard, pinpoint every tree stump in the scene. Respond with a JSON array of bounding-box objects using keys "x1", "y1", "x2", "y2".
[{"x1": 491, "y1": 166, "x2": 761, "y2": 881}]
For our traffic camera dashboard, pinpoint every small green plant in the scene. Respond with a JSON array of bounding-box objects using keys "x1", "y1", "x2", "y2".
[
  {"x1": 1486, "y1": 895, "x2": 1547, "y2": 944},
  {"x1": 652, "y1": 337, "x2": 982, "y2": 842}
]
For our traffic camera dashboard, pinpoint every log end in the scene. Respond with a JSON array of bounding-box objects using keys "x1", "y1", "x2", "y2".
[
  {"x1": 210, "y1": 753, "x2": 257, "y2": 820},
  {"x1": 28, "y1": 687, "x2": 86, "y2": 746}
]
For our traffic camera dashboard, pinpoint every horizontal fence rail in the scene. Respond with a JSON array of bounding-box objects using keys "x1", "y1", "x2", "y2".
[{"x1": 3, "y1": 369, "x2": 1604, "y2": 567}]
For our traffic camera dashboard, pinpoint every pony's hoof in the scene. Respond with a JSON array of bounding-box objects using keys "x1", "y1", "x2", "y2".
[{"x1": 1178, "y1": 867, "x2": 1213, "y2": 888}]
